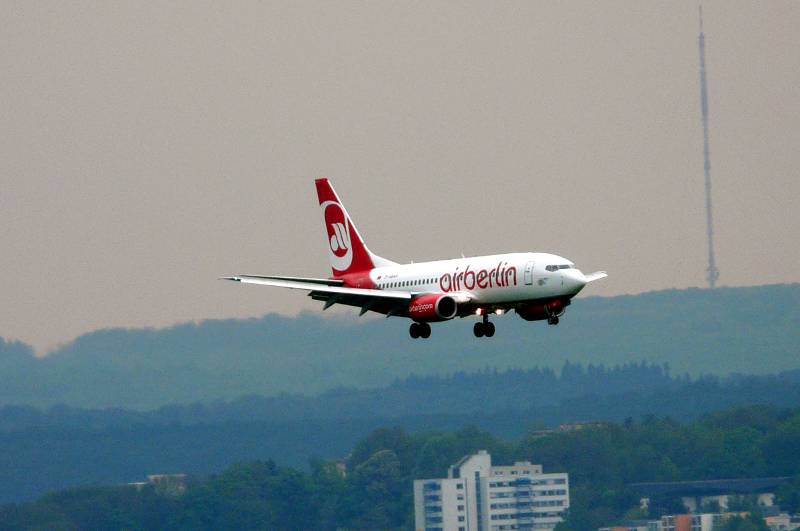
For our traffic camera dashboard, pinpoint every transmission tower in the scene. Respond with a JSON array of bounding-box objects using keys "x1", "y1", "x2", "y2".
[{"x1": 698, "y1": 5, "x2": 720, "y2": 288}]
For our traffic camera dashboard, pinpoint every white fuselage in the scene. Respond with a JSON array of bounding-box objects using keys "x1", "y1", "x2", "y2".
[
  {"x1": 227, "y1": 178, "x2": 606, "y2": 336},
  {"x1": 369, "y1": 252, "x2": 588, "y2": 306}
]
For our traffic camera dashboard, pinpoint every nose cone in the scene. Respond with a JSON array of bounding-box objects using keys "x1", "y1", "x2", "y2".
[{"x1": 562, "y1": 269, "x2": 587, "y2": 295}]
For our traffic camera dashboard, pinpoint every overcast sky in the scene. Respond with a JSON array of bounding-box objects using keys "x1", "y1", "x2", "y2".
[{"x1": 2, "y1": 1, "x2": 798, "y2": 353}]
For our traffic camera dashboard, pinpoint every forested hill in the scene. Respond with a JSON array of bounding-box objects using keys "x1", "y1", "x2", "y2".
[
  {"x1": 4, "y1": 364, "x2": 800, "y2": 431},
  {"x1": 0, "y1": 365, "x2": 799, "y2": 503},
  {"x1": 1, "y1": 283, "x2": 798, "y2": 409},
  {"x1": 3, "y1": 405, "x2": 800, "y2": 530}
]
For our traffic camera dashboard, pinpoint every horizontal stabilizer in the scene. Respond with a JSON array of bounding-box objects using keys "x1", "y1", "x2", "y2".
[{"x1": 224, "y1": 275, "x2": 344, "y2": 286}]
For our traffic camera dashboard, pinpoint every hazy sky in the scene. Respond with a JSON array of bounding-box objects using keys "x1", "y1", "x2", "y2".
[{"x1": 2, "y1": 1, "x2": 798, "y2": 353}]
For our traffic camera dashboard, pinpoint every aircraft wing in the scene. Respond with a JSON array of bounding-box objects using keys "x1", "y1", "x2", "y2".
[{"x1": 222, "y1": 274, "x2": 412, "y2": 315}]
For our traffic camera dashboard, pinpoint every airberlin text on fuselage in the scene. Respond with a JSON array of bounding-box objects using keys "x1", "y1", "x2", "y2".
[{"x1": 439, "y1": 262, "x2": 517, "y2": 292}]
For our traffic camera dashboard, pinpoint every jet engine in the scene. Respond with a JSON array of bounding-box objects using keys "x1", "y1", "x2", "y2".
[
  {"x1": 408, "y1": 294, "x2": 458, "y2": 321},
  {"x1": 516, "y1": 298, "x2": 570, "y2": 321}
]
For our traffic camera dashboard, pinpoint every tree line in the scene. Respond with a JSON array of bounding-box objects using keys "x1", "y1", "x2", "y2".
[
  {"x1": 2, "y1": 405, "x2": 800, "y2": 530},
  {"x1": 1, "y1": 364, "x2": 800, "y2": 504},
  {"x1": 2, "y1": 362, "x2": 800, "y2": 431}
]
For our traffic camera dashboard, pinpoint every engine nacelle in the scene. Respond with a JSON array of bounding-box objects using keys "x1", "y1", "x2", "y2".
[
  {"x1": 516, "y1": 298, "x2": 570, "y2": 321},
  {"x1": 408, "y1": 294, "x2": 458, "y2": 321}
]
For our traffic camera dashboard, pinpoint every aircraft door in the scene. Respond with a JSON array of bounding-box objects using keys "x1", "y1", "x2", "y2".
[{"x1": 523, "y1": 261, "x2": 535, "y2": 285}]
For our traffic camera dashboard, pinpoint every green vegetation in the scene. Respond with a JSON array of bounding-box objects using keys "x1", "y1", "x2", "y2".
[
  {"x1": 719, "y1": 513, "x2": 770, "y2": 531},
  {"x1": 1, "y1": 284, "x2": 798, "y2": 409},
  {"x1": 2, "y1": 363, "x2": 800, "y2": 503},
  {"x1": 775, "y1": 475, "x2": 800, "y2": 514},
  {"x1": 2, "y1": 405, "x2": 800, "y2": 530},
  {"x1": 0, "y1": 283, "x2": 796, "y2": 525}
]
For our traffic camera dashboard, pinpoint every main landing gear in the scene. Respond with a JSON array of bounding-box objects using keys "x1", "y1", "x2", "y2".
[
  {"x1": 546, "y1": 306, "x2": 561, "y2": 325},
  {"x1": 409, "y1": 322, "x2": 431, "y2": 339},
  {"x1": 473, "y1": 313, "x2": 495, "y2": 338}
]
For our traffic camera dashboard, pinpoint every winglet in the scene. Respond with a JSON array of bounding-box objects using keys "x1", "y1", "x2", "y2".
[{"x1": 585, "y1": 271, "x2": 608, "y2": 283}]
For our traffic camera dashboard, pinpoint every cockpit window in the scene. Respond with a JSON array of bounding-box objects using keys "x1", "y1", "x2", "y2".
[
  {"x1": 546, "y1": 264, "x2": 573, "y2": 272},
  {"x1": 558, "y1": 264, "x2": 572, "y2": 270}
]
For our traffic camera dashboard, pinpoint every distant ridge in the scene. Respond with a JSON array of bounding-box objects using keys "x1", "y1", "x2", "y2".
[
  {"x1": 1, "y1": 283, "x2": 798, "y2": 409},
  {"x1": 0, "y1": 369, "x2": 799, "y2": 504}
]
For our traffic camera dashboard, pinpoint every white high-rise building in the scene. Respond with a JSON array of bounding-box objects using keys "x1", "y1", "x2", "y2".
[{"x1": 413, "y1": 450, "x2": 569, "y2": 531}]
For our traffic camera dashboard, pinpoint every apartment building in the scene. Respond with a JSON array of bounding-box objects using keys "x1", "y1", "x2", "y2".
[{"x1": 414, "y1": 450, "x2": 569, "y2": 531}]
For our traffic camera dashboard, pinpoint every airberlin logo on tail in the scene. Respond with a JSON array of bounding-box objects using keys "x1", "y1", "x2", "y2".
[
  {"x1": 321, "y1": 200, "x2": 353, "y2": 271},
  {"x1": 329, "y1": 222, "x2": 349, "y2": 253}
]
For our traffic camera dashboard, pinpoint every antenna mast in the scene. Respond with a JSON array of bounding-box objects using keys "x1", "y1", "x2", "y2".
[{"x1": 698, "y1": 5, "x2": 719, "y2": 288}]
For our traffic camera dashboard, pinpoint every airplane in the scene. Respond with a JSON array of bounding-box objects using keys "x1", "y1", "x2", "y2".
[{"x1": 223, "y1": 178, "x2": 607, "y2": 338}]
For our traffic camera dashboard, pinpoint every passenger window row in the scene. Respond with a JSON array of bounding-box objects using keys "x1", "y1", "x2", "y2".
[{"x1": 380, "y1": 278, "x2": 437, "y2": 289}]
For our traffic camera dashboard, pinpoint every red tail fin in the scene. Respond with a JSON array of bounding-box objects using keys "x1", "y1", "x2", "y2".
[{"x1": 315, "y1": 178, "x2": 375, "y2": 277}]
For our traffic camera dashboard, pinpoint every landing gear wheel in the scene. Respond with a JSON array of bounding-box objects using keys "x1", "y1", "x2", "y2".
[
  {"x1": 548, "y1": 315, "x2": 560, "y2": 325},
  {"x1": 473, "y1": 322, "x2": 484, "y2": 338},
  {"x1": 484, "y1": 322, "x2": 495, "y2": 337},
  {"x1": 409, "y1": 323, "x2": 421, "y2": 338},
  {"x1": 419, "y1": 322, "x2": 431, "y2": 339}
]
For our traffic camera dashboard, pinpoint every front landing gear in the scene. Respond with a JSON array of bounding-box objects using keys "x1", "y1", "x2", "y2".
[
  {"x1": 409, "y1": 322, "x2": 431, "y2": 339},
  {"x1": 473, "y1": 314, "x2": 495, "y2": 338},
  {"x1": 547, "y1": 315, "x2": 560, "y2": 325}
]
